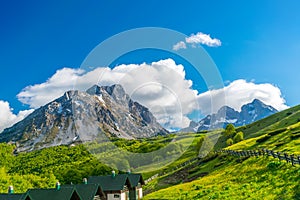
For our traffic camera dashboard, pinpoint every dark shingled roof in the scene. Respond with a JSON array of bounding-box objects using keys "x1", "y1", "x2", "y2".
[
  {"x1": 0, "y1": 194, "x2": 27, "y2": 200},
  {"x1": 26, "y1": 187, "x2": 80, "y2": 200},
  {"x1": 61, "y1": 184, "x2": 105, "y2": 200},
  {"x1": 88, "y1": 173, "x2": 144, "y2": 191},
  {"x1": 126, "y1": 174, "x2": 145, "y2": 187},
  {"x1": 88, "y1": 174, "x2": 131, "y2": 191}
]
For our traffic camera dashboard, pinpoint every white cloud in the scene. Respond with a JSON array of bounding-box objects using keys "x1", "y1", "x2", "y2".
[
  {"x1": 16, "y1": 61, "x2": 288, "y2": 130},
  {"x1": 17, "y1": 59, "x2": 199, "y2": 129},
  {"x1": 172, "y1": 41, "x2": 186, "y2": 50},
  {"x1": 0, "y1": 100, "x2": 34, "y2": 133},
  {"x1": 197, "y1": 79, "x2": 288, "y2": 115},
  {"x1": 173, "y1": 32, "x2": 221, "y2": 51},
  {"x1": 17, "y1": 68, "x2": 85, "y2": 108},
  {"x1": 186, "y1": 32, "x2": 221, "y2": 47}
]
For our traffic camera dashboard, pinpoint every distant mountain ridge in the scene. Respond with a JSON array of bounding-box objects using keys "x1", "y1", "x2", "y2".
[
  {"x1": 0, "y1": 84, "x2": 168, "y2": 152},
  {"x1": 181, "y1": 99, "x2": 278, "y2": 132}
]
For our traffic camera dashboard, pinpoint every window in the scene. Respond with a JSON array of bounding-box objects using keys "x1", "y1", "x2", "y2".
[{"x1": 114, "y1": 194, "x2": 120, "y2": 198}]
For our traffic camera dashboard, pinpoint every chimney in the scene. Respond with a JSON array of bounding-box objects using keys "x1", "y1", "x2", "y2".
[
  {"x1": 112, "y1": 170, "x2": 116, "y2": 178},
  {"x1": 83, "y1": 178, "x2": 88, "y2": 184},
  {"x1": 56, "y1": 182, "x2": 61, "y2": 190},
  {"x1": 8, "y1": 186, "x2": 14, "y2": 194},
  {"x1": 127, "y1": 169, "x2": 131, "y2": 174}
]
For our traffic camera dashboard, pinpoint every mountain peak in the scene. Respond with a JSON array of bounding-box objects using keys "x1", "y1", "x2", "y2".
[
  {"x1": 251, "y1": 98, "x2": 263, "y2": 104},
  {"x1": 217, "y1": 106, "x2": 237, "y2": 115},
  {"x1": 180, "y1": 100, "x2": 278, "y2": 132},
  {"x1": 0, "y1": 84, "x2": 168, "y2": 152},
  {"x1": 86, "y1": 84, "x2": 102, "y2": 95},
  {"x1": 103, "y1": 84, "x2": 126, "y2": 96}
]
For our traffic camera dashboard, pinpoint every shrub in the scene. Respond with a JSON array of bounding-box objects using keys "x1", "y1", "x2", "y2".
[
  {"x1": 225, "y1": 124, "x2": 236, "y2": 137},
  {"x1": 226, "y1": 138, "x2": 234, "y2": 146},
  {"x1": 286, "y1": 112, "x2": 293, "y2": 116},
  {"x1": 194, "y1": 185, "x2": 202, "y2": 190},
  {"x1": 233, "y1": 131, "x2": 244, "y2": 143},
  {"x1": 267, "y1": 161, "x2": 281, "y2": 170}
]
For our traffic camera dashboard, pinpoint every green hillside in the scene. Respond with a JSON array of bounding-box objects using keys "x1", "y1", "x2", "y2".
[
  {"x1": 144, "y1": 155, "x2": 300, "y2": 199},
  {"x1": 144, "y1": 104, "x2": 300, "y2": 199},
  {"x1": 238, "y1": 104, "x2": 300, "y2": 138},
  {"x1": 0, "y1": 144, "x2": 113, "y2": 193},
  {"x1": 212, "y1": 104, "x2": 300, "y2": 150},
  {"x1": 0, "y1": 133, "x2": 205, "y2": 193},
  {"x1": 1, "y1": 104, "x2": 300, "y2": 197}
]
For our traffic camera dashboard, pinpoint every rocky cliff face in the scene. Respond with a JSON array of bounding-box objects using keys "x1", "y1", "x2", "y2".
[
  {"x1": 0, "y1": 84, "x2": 168, "y2": 152},
  {"x1": 237, "y1": 99, "x2": 277, "y2": 126},
  {"x1": 181, "y1": 99, "x2": 278, "y2": 132}
]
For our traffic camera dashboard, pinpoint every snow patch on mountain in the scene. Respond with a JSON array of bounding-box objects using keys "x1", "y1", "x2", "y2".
[{"x1": 180, "y1": 99, "x2": 278, "y2": 132}]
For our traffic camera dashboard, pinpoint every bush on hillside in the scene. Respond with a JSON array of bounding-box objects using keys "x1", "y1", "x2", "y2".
[
  {"x1": 225, "y1": 124, "x2": 236, "y2": 137},
  {"x1": 233, "y1": 131, "x2": 244, "y2": 143},
  {"x1": 226, "y1": 138, "x2": 234, "y2": 146},
  {"x1": 267, "y1": 161, "x2": 281, "y2": 170}
]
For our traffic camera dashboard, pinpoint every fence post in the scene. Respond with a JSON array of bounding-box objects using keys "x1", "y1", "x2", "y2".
[
  {"x1": 271, "y1": 150, "x2": 276, "y2": 159},
  {"x1": 263, "y1": 149, "x2": 268, "y2": 156},
  {"x1": 277, "y1": 152, "x2": 280, "y2": 161},
  {"x1": 284, "y1": 153, "x2": 289, "y2": 163}
]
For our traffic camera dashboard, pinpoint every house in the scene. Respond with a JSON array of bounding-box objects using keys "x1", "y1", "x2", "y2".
[
  {"x1": 89, "y1": 172, "x2": 131, "y2": 200},
  {"x1": 88, "y1": 172, "x2": 144, "y2": 200},
  {"x1": 0, "y1": 173, "x2": 144, "y2": 200},
  {"x1": 61, "y1": 182, "x2": 106, "y2": 200},
  {"x1": 26, "y1": 186, "x2": 81, "y2": 200},
  {"x1": 126, "y1": 174, "x2": 144, "y2": 200}
]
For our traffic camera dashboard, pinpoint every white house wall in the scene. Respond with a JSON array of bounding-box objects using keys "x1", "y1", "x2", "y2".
[
  {"x1": 138, "y1": 188, "x2": 143, "y2": 199},
  {"x1": 107, "y1": 192, "x2": 127, "y2": 200}
]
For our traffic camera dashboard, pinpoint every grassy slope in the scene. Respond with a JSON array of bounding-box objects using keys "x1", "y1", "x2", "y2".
[
  {"x1": 237, "y1": 104, "x2": 300, "y2": 139},
  {"x1": 0, "y1": 133, "x2": 204, "y2": 193},
  {"x1": 213, "y1": 104, "x2": 300, "y2": 150},
  {"x1": 144, "y1": 156, "x2": 300, "y2": 199},
  {"x1": 144, "y1": 104, "x2": 300, "y2": 199},
  {"x1": 228, "y1": 122, "x2": 300, "y2": 154}
]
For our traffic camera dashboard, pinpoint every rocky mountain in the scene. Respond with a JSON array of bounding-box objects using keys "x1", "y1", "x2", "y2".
[
  {"x1": 0, "y1": 84, "x2": 168, "y2": 152},
  {"x1": 181, "y1": 99, "x2": 278, "y2": 132}
]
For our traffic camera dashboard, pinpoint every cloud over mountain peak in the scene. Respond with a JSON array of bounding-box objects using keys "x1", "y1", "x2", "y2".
[{"x1": 0, "y1": 59, "x2": 287, "y2": 132}]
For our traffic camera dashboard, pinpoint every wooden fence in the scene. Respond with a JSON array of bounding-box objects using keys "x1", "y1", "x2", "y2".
[
  {"x1": 144, "y1": 157, "x2": 199, "y2": 184},
  {"x1": 217, "y1": 149, "x2": 300, "y2": 166},
  {"x1": 145, "y1": 148, "x2": 300, "y2": 184}
]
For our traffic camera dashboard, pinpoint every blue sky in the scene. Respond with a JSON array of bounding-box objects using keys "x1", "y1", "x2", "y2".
[{"x1": 0, "y1": 1, "x2": 300, "y2": 130}]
